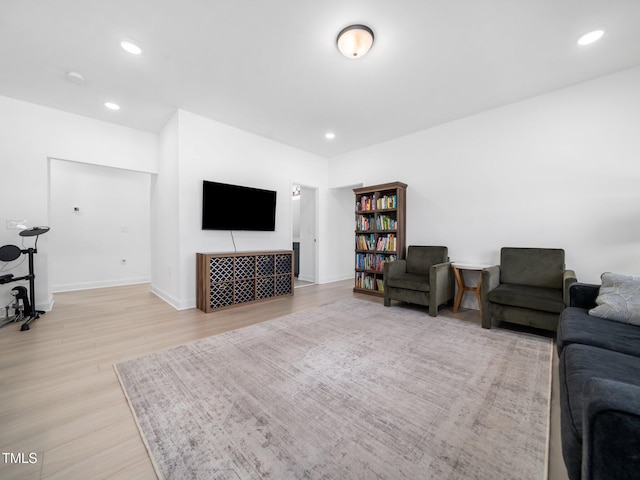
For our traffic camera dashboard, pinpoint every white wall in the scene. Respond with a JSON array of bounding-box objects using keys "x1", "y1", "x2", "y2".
[
  {"x1": 3, "y1": 65, "x2": 639, "y2": 314},
  {"x1": 0, "y1": 96, "x2": 157, "y2": 310},
  {"x1": 150, "y1": 110, "x2": 330, "y2": 309},
  {"x1": 320, "y1": 184, "x2": 361, "y2": 284},
  {"x1": 329, "y1": 66, "x2": 640, "y2": 298},
  {"x1": 49, "y1": 159, "x2": 151, "y2": 291},
  {"x1": 150, "y1": 112, "x2": 181, "y2": 307}
]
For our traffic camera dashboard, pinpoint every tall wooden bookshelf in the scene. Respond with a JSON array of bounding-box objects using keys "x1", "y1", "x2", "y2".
[{"x1": 353, "y1": 182, "x2": 407, "y2": 296}]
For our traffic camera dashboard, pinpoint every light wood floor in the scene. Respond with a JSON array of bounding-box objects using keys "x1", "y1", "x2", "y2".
[{"x1": 0, "y1": 281, "x2": 567, "y2": 479}]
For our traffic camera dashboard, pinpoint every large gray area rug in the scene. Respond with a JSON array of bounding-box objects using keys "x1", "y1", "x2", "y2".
[{"x1": 115, "y1": 298, "x2": 552, "y2": 480}]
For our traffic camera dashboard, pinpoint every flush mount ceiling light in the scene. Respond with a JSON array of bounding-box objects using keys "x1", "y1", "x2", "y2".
[
  {"x1": 577, "y1": 30, "x2": 604, "y2": 46},
  {"x1": 337, "y1": 24, "x2": 374, "y2": 59},
  {"x1": 325, "y1": 132, "x2": 336, "y2": 140},
  {"x1": 120, "y1": 39, "x2": 143, "y2": 55},
  {"x1": 104, "y1": 102, "x2": 120, "y2": 110}
]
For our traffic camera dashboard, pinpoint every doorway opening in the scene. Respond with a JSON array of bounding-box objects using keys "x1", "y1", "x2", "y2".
[
  {"x1": 48, "y1": 158, "x2": 152, "y2": 292},
  {"x1": 291, "y1": 183, "x2": 317, "y2": 288}
]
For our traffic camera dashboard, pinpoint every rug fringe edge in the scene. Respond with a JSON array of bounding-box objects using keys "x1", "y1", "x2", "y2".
[{"x1": 113, "y1": 363, "x2": 166, "y2": 480}]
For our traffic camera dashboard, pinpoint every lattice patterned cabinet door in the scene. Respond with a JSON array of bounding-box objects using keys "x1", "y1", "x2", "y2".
[
  {"x1": 210, "y1": 257, "x2": 234, "y2": 283},
  {"x1": 234, "y1": 279, "x2": 256, "y2": 304},
  {"x1": 209, "y1": 282, "x2": 234, "y2": 309},
  {"x1": 235, "y1": 255, "x2": 256, "y2": 280},
  {"x1": 275, "y1": 253, "x2": 293, "y2": 275},
  {"x1": 257, "y1": 276, "x2": 275, "y2": 299},
  {"x1": 275, "y1": 274, "x2": 292, "y2": 297},
  {"x1": 257, "y1": 255, "x2": 275, "y2": 277}
]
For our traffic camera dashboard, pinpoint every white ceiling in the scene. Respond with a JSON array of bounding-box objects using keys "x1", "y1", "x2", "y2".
[{"x1": 1, "y1": 0, "x2": 639, "y2": 158}]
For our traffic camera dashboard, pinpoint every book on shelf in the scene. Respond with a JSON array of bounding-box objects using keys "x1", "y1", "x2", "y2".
[
  {"x1": 356, "y1": 253, "x2": 397, "y2": 271},
  {"x1": 356, "y1": 214, "x2": 375, "y2": 231},
  {"x1": 356, "y1": 234, "x2": 375, "y2": 250},
  {"x1": 357, "y1": 192, "x2": 398, "y2": 212},
  {"x1": 376, "y1": 234, "x2": 396, "y2": 252},
  {"x1": 375, "y1": 193, "x2": 397, "y2": 210},
  {"x1": 375, "y1": 254, "x2": 396, "y2": 271},
  {"x1": 355, "y1": 272, "x2": 376, "y2": 290},
  {"x1": 376, "y1": 214, "x2": 397, "y2": 230},
  {"x1": 356, "y1": 195, "x2": 373, "y2": 212},
  {"x1": 355, "y1": 253, "x2": 374, "y2": 271}
]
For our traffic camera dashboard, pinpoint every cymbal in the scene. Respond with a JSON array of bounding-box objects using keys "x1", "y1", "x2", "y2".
[{"x1": 19, "y1": 226, "x2": 50, "y2": 237}]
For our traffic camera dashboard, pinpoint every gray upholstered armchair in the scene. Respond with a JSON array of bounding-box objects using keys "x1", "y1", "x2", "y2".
[
  {"x1": 383, "y1": 246, "x2": 454, "y2": 316},
  {"x1": 481, "y1": 247, "x2": 577, "y2": 331}
]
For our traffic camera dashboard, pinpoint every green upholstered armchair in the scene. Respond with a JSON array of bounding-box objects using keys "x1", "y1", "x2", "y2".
[
  {"x1": 481, "y1": 247, "x2": 577, "y2": 331},
  {"x1": 383, "y1": 246, "x2": 454, "y2": 317}
]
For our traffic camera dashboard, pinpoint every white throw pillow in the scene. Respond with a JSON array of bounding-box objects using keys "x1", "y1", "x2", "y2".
[{"x1": 589, "y1": 272, "x2": 640, "y2": 325}]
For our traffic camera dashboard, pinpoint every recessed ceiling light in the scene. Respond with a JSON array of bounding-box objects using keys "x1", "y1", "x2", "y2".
[
  {"x1": 325, "y1": 132, "x2": 336, "y2": 140},
  {"x1": 66, "y1": 71, "x2": 85, "y2": 85},
  {"x1": 120, "y1": 39, "x2": 143, "y2": 55},
  {"x1": 577, "y1": 30, "x2": 604, "y2": 46},
  {"x1": 104, "y1": 102, "x2": 120, "y2": 110}
]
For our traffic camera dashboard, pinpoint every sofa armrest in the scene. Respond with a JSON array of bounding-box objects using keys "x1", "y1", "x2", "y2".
[
  {"x1": 569, "y1": 282, "x2": 600, "y2": 309},
  {"x1": 384, "y1": 259, "x2": 407, "y2": 279},
  {"x1": 480, "y1": 265, "x2": 500, "y2": 328},
  {"x1": 563, "y1": 270, "x2": 578, "y2": 306},
  {"x1": 429, "y1": 262, "x2": 454, "y2": 315},
  {"x1": 582, "y1": 378, "x2": 640, "y2": 480}
]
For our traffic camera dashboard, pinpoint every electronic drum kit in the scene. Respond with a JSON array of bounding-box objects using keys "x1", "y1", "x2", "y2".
[{"x1": 0, "y1": 226, "x2": 49, "y2": 331}]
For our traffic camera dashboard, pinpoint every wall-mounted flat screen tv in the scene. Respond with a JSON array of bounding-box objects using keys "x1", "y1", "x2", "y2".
[{"x1": 202, "y1": 180, "x2": 277, "y2": 231}]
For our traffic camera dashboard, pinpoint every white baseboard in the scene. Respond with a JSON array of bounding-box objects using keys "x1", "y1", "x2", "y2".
[
  {"x1": 51, "y1": 277, "x2": 151, "y2": 293},
  {"x1": 317, "y1": 273, "x2": 354, "y2": 284},
  {"x1": 149, "y1": 284, "x2": 195, "y2": 311},
  {"x1": 36, "y1": 297, "x2": 55, "y2": 312}
]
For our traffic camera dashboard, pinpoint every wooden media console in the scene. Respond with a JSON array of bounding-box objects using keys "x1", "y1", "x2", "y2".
[{"x1": 196, "y1": 250, "x2": 294, "y2": 313}]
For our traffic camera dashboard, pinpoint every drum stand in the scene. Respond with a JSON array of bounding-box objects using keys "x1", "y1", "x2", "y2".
[
  {"x1": 0, "y1": 226, "x2": 49, "y2": 331},
  {"x1": 1, "y1": 286, "x2": 30, "y2": 328}
]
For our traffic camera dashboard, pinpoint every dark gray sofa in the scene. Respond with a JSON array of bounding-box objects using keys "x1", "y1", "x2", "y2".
[{"x1": 557, "y1": 283, "x2": 640, "y2": 480}]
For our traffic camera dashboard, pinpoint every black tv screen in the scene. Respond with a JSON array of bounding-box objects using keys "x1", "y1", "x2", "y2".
[{"x1": 202, "y1": 180, "x2": 277, "y2": 231}]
